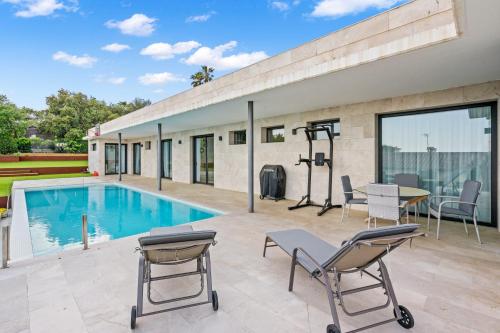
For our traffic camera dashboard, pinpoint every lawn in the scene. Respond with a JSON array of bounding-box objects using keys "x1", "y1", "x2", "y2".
[
  {"x1": 0, "y1": 160, "x2": 88, "y2": 169},
  {"x1": 0, "y1": 173, "x2": 91, "y2": 196}
]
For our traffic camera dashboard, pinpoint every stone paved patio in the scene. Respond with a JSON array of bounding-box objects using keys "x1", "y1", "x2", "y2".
[{"x1": 1, "y1": 176, "x2": 499, "y2": 333}]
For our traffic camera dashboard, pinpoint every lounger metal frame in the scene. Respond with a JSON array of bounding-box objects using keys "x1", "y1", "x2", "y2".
[
  {"x1": 263, "y1": 232, "x2": 422, "y2": 333},
  {"x1": 132, "y1": 241, "x2": 218, "y2": 328}
]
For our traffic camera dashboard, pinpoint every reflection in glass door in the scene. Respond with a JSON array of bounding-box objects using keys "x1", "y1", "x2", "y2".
[
  {"x1": 133, "y1": 143, "x2": 141, "y2": 175},
  {"x1": 193, "y1": 135, "x2": 214, "y2": 185},
  {"x1": 105, "y1": 143, "x2": 127, "y2": 175},
  {"x1": 161, "y1": 139, "x2": 172, "y2": 178},
  {"x1": 379, "y1": 103, "x2": 496, "y2": 226}
]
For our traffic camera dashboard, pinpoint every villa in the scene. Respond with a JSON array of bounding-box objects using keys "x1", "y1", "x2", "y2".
[{"x1": 2, "y1": 0, "x2": 500, "y2": 332}]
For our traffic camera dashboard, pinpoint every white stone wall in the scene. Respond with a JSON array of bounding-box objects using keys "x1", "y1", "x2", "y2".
[{"x1": 88, "y1": 81, "x2": 500, "y2": 223}]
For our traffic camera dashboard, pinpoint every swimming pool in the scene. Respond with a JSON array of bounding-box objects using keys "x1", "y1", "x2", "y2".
[{"x1": 24, "y1": 184, "x2": 220, "y2": 256}]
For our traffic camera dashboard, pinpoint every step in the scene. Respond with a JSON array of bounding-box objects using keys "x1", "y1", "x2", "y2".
[{"x1": 0, "y1": 172, "x2": 39, "y2": 177}]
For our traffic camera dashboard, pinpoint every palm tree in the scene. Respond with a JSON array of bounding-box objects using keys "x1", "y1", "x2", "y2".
[{"x1": 190, "y1": 66, "x2": 214, "y2": 87}]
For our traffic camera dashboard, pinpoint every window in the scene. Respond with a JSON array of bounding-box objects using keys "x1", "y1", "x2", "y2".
[
  {"x1": 310, "y1": 119, "x2": 340, "y2": 140},
  {"x1": 145, "y1": 141, "x2": 151, "y2": 150},
  {"x1": 92, "y1": 143, "x2": 97, "y2": 151},
  {"x1": 229, "y1": 130, "x2": 246, "y2": 145},
  {"x1": 379, "y1": 103, "x2": 496, "y2": 226},
  {"x1": 161, "y1": 139, "x2": 172, "y2": 178},
  {"x1": 265, "y1": 126, "x2": 285, "y2": 143}
]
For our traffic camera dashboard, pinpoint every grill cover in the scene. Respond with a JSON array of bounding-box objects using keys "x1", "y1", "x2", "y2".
[{"x1": 259, "y1": 165, "x2": 286, "y2": 200}]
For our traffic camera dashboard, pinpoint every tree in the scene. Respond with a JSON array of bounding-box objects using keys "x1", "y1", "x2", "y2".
[
  {"x1": 64, "y1": 128, "x2": 86, "y2": 153},
  {"x1": 0, "y1": 95, "x2": 27, "y2": 154},
  {"x1": 37, "y1": 89, "x2": 151, "y2": 140},
  {"x1": 191, "y1": 66, "x2": 214, "y2": 87}
]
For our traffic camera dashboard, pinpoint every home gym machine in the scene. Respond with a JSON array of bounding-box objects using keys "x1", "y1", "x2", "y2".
[{"x1": 288, "y1": 125, "x2": 340, "y2": 216}]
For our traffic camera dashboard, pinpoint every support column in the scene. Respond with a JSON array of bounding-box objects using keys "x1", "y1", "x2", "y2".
[
  {"x1": 248, "y1": 101, "x2": 254, "y2": 213},
  {"x1": 118, "y1": 132, "x2": 122, "y2": 182},
  {"x1": 157, "y1": 123, "x2": 162, "y2": 191}
]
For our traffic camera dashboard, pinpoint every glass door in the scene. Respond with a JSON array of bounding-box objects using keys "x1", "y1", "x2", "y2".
[
  {"x1": 161, "y1": 139, "x2": 172, "y2": 178},
  {"x1": 133, "y1": 143, "x2": 141, "y2": 175},
  {"x1": 105, "y1": 144, "x2": 127, "y2": 175},
  {"x1": 105, "y1": 144, "x2": 118, "y2": 175},
  {"x1": 120, "y1": 144, "x2": 127, "y2": 174},
  {"x1": 379, "y1": 103, "x2": 496, "y2": 226},
  {"x1": 193, "y1": 135, "x2": 214, "y2": 185}
]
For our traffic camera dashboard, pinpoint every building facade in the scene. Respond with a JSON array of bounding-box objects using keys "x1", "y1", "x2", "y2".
[{"x1": 87, "y1": 0, "x2": 500, "y2": 230}]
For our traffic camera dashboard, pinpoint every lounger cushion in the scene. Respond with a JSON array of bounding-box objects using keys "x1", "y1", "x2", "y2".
[
  {"x1": 266, "y1": 229, "x2": 338, "y2": 274},
  {"x1": 322, "y1": 224, "x2": 420, "y2": 270},
  {"x1": 150, "y1": 224, "x2": 193, "y2": 236},
  {"x1": 139, "y1": 230, "x2": 216, "y2": 247}
]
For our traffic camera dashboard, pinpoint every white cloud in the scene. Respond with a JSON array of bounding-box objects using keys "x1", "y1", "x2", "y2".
[
  {"x1": 271, "y1": 1, "x2": 289, "y2": 12},
  {"x1": 52, "y1": 51, "x2": 96, "y2": 68},
  {"x1": 184, "y1": 41, "x2": 268, "y2": 71},
  {"x1": 108, "y1": 77, "x2": 126, "y2": 85},
  {"x1": 311, "y1": 0, "x2": 402, "y2": 18},
  {"x1": 5, "y1": 0, "x2": 71, "y2": 18},
  {"x1": 186, "y1": 11, "x2": 215, "y2": 23},
  {"x1": 140, "y1": 41, "x2": 201, "y2": 60},
  {"x1": 105, "y1": 13, "x2": 156, "y2": 37},
  {"x1": 138, "y1": 72, "x2": 184, "y2": 85},
  {"x1": 101, "y1": 43, "x2": 131, "y2": 53},
  {"x1": 153, "y1": 89, "x2": 164, "y2": 93}
]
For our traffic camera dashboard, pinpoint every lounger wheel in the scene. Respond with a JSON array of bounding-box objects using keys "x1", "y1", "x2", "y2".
[
  {"x1": 326, "y1": 324, "x2": 340, "y2": 333},
  {"x1": 394, "y1": 305, "x2": 414, "y2": 329},
  {"x1": 259, "y1": 195, "x2": 264, "y2": 200},
  {"x1": 212, "y1": 291, "x2": 219, "y2": 311},
  {"x1": 130, "y1": 306, "x2": 137, "y2": 329}
]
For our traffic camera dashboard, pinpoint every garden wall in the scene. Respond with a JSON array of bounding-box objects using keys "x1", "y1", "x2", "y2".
[{"x1": 0, "y1": 166, "x2": 88, "y2": 176}]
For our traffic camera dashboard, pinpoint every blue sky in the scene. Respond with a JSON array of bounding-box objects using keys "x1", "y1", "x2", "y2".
[{"x1": 0, "y1": 0, "x2": 407, "y2": 110}]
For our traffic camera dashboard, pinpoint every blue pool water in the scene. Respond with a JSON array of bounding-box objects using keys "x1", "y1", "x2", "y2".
[{"x1": 25, "y1": 184, "x2": 219, "y2": 256}]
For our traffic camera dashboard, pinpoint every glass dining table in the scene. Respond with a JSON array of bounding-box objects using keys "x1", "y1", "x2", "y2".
[{"x1": 355, "y1": 186, "x2": 431, "y2": 222}]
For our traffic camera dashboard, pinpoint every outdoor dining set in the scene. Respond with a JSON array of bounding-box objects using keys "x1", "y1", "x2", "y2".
[{"x1": 340, "y1": 174, "x2": 482, "y2": 244}]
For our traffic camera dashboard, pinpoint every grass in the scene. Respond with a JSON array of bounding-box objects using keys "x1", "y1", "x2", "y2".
[
  {"x1": 0, "y1": 173, "x2": 91, "y2": 196},
  {"x1": 0, "y1": 160, "x2": 88, "y2": 169}
]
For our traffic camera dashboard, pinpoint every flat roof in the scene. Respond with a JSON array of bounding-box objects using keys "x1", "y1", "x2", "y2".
[{"x1": 90, "y1": 0, "x2": 500, "y2": 140}]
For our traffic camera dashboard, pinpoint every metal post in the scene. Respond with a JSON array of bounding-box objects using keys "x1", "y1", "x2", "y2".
[
  {"x1": 82, "y1": 214, "x2": 88, "y2": 250},
  {"x1": 118, "y1": 132, "x2": 122, "y2": 182},
  {"x1": 157, "y1": 123, "x2": 162, "y2": 191},
  {"x1": 248, "y1": 101, "x2": 254, "y2": 213},
  {"x1": 2, "y1": 225, "x2": 9, "y2": 268}
]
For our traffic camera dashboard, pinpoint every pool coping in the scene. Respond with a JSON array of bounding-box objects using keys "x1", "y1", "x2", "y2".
[{"x1": 10, "y1": 177, "x2": 225, "y2": 261}]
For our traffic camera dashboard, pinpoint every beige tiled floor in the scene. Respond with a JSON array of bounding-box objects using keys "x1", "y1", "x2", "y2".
[{"x1": 1, "y1": 176, "x2": 500, "y2": 333}]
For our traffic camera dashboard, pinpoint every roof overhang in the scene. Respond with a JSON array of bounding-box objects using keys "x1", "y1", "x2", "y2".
[{"x1": 90, "y1": 0, "x2": 500, "y2": 140}]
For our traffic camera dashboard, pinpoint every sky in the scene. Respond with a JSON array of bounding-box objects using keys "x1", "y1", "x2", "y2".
[{"x1": 0, "y1": 0, "x2": 409, "y2": 110}]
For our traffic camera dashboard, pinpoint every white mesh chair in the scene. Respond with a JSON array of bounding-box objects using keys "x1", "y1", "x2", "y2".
[
  {"x1": 427, "y1": 180, "x2": 482, "y2": 243},
  {"x1": 367, "y1": 184, "x2": 408, "y2": 228}
]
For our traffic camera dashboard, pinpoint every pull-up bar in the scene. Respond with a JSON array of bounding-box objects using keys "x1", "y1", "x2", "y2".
[{"x1": 288, "y1": 126, "x2": 340, "y2": 216}]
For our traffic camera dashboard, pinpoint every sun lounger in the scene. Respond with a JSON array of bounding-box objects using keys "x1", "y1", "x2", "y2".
[
  {"x1": 130, "y1": 225, "x2": 218, "y2": 329},
  {"x1": 263, "y1": 224, "x2": 423, "y2": 333}
]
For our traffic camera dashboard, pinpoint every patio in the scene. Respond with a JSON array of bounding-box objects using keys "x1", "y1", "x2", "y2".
[{"x1": 1, "y1": 175, "x2": 499, "y2": 333}]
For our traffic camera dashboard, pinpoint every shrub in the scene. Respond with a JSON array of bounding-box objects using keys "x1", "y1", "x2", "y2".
[
  {"x1": 64, "y1": 128, "x2": 86, "y2": 153},
  {"x1": 16, "y1": 137, "x2": 32, "y2": 153},
  {"x1": 0, "y1": 134, "x2": 17, "y2": 155}
]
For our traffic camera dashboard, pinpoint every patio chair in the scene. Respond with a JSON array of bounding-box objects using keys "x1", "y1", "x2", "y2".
[
  {"x1": 367, "y1": 184, "x2": 408, "y2": 228},
  {"x1": 427, "y1": 180, "x2": 481, "y2": 243},
  {"x1": 263, "y1": 224, "x2": 424, "y2": 333},
  {"x1": 130, "y1": 225, "x2": 219, "y2": 329},
  {"x1": 394, "y1": 174, "x2": 420, "y2": 222},
  {"x1": 340, "y1": 175, "x2": 367, "y2": 223}
]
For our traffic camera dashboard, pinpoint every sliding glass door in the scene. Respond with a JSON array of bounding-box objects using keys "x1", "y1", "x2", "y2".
[
  {"x1": 104, "y1": 143, "x2": 127, "y2": 175},
  {"x1": 193, "y1": 135, "x2": 214, "y2": 185},
  {"x1": 379, "y1": 103, "x2": 496, "y2": 226},
  {"x1": 133, "y1": 143, "x2": 141, "y2": 175},
  {"x1": 161, "y1": 139, "x2": 172, "y2": 179}
]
